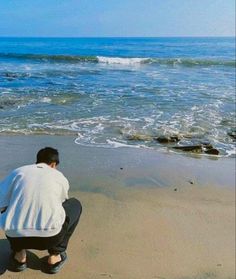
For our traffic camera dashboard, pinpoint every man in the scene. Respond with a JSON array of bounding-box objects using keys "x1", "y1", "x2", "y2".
[{"x1": 0, "y1": 147, "x2": 82, "y2": 274}]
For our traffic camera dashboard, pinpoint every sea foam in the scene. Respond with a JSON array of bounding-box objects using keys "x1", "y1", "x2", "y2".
[{"x1": 97, "y1": 56, "x2": 148, "y2": 65}]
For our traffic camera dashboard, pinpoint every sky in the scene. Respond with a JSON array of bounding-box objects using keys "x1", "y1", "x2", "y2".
[{"x1": 0, "y1": 0, "x2": 235, "y2": 37}]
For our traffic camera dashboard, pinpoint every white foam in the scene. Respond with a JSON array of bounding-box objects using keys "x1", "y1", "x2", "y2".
[
  {"x1": 97, "y1": 56, "x2": 147, "y2": 65},
  {"x1": 74, "y1": 137, "x2": 147, "y2": 149},
  {"x1": 226, "y1": 147, "x2": 236, "y2": 157},
  {"x1": 106, "y1": 139, "x2": 142, "y2": 148},
  {"x1": 24, "y1": 65, "x2": 32, "y2": 71},
  {"x1": 40, "y1": 97, "x2": 52, "y2": 103}
]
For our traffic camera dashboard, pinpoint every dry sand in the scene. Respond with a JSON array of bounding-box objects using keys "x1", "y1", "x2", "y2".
[
  {"x1": 0, "y1": 136, "x2": 235, "y2": 278},
  {"x1": 0, "y1": 185, "x2": 235, "y2": 279}
]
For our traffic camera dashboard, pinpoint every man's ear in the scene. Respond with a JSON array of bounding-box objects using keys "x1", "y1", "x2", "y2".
[{"x1": 49, "y1": 162, "x2": 57, "y2": 169}]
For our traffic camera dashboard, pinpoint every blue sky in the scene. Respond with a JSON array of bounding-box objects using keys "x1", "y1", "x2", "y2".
[{"x1": 0, "y1": 0, "x2": 235, "y2": 37}]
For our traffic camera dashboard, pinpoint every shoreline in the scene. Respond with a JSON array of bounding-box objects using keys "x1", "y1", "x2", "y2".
[{"x1": 0, "y1": 135, "x2": 235, "y2": 191}]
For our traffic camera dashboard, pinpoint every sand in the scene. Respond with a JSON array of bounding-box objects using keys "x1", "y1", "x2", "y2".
[
  {"x1": 0, "y1": 136, "x2": 235, "y2": 278},
  {"x1": 0, "y1": 187, "x2": 235, "y2": 279}
]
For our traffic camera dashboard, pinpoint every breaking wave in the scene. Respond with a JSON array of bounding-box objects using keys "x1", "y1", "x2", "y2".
[{"x1": 0, "y1": 53, "x2": 235, "y2": 67}]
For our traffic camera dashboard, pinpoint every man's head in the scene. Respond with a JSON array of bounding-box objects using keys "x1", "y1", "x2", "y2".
[{"x1": 36, "y1": 147, "x2": 59, "y2": 168}]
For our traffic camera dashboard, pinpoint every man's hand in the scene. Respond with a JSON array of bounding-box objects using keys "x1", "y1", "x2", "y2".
[{"x1": 0, "y1": 207, "x2": 7, "y2": 213}]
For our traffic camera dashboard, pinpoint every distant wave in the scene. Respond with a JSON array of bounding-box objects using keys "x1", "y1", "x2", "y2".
[
  {"x1": 0, "y1": 53, "x2": 235, "y2": 67},
  {"x1": 97, "y1": 56, "x2": 236, "y2": 67},
  {"x1": 0, "y1": 53, "x2": 98, "y2": 63}
]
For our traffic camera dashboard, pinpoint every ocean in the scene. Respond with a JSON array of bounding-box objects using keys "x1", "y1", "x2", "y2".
[{"x1": 0, "y1": 37, "x2": 235, "y2": 157}]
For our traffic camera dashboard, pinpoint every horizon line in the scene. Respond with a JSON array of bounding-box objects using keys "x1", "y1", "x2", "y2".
[{"x1": 0, "y1": 35, "x2": 235, "y2": 39}]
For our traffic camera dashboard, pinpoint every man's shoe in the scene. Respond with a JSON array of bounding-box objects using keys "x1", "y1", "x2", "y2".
[
  {"x1": 8, "y1": 253, "x2": 27, "y2": 272},
  {"x1": 45, "y1": 252, "x2": 68, "y2": 274}
]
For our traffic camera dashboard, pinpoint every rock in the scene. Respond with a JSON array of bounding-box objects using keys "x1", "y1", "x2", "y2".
[
  {"x1": 5, "y1": 72, "x2": 17, "y2": 78},
  {"x1": 201, "y1": 142, "x2": 220, "y2": 155},
  {"x1": 201, "y1": 142, "x2": 213, "y2": 150},
  {"x1": 155, "y1": 135, "x2": 180, "y2": 143},
  {"x1": 171, "y1": 143, "x2": 219, "y2": 155},
  {"x1": 0, "y1": 100, "x2": 17, "y2": 109},
  {"x1": 227, "y1": 130, "x2": 236, "y2": 140},
  {"x1": 126, "y1": 134, "x2": 153, "y2": 141},
  {"x1": 171, "y1": 136, "x2": 180, "y2": 142},
  {"x1": 204, "y1": 148, "x2": 219, "y2": 155},
  {"x1": 155, "y1": 136, "x2": 169, "y2": 143},
  {"x1": 120, "y1": 167, "x2": 123, "y2": 170},
  {"x1": 5, "y1": 72, "x2": 29, "y2": 78},
  {"x1": 172, "y1": 145, "x2": 203, "y2": 153},
  {"x1": 189, "y1": 180, "x2": 194, "y2": 185},
  {"x1": 182, "y1": 134, "x2": 193, "y2": 138},
  {"x1": 174, "y1": 188, "x2": 178, "y2": 191}
]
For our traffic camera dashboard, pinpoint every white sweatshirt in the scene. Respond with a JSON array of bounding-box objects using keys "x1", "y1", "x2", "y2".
[{"x1": 0, "y1": 163, "x2": 69, "y2": 237}]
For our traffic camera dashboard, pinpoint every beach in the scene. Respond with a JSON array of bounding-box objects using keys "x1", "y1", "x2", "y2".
[
  {"x1": 0, "y1": 36, "x2": 235, "y2": 278},
  {"x1": 0, "y1": 135, "x2": 235, "y2": 279}
]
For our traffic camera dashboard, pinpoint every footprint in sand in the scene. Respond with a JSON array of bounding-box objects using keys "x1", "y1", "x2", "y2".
[{"x1": 100, "y1": 273, "x2": 112, "y2": 278}]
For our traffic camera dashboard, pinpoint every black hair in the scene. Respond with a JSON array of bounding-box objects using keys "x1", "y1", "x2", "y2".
[{"x1": 36, "y1": 147, "x2": 59, "y2": 165}]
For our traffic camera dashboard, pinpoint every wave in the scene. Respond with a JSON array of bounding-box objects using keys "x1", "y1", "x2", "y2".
[
  {"x1": 0, "y1": 53, "x2": 235, "y2": 67},
  {"x1": 98, "y1": 56, "x2": 236, "y2": 67},
  {"x1": 0, "y1": 53, "x2": 98, "y2": 63}
]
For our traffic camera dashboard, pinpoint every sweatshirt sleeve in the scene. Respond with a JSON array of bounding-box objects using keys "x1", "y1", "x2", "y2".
[
  {"x1": 61, "y1": 175, "x2": 69, "y2": 202},
  {"x1": 0, "y1": 172, "x2": 15, "y2": 211}
]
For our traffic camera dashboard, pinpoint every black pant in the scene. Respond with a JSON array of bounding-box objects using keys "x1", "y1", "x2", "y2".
[{"x1": 6, "y1": 198, "x2": 82, "y2": 255}]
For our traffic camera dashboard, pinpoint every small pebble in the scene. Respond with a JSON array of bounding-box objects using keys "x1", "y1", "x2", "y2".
[
  {"x1": 174, "y1": 188, "x2": 178, "y2": 191},
  {"x1": 189, "y1": 180, "x2": 194, "y2": 184},
  {"x1": 120, "y1": 167, "x2": 123, "y2": 170}
]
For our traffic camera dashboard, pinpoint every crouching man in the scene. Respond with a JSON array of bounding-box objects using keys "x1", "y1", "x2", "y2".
[{"x1": 0, "y1": 147, "x2": 82, "y2": 274}]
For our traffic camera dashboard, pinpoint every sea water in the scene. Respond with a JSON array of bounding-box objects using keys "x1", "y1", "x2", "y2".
[{"x1": 0, "y1": 37, "x2": 235, "y2": 156}]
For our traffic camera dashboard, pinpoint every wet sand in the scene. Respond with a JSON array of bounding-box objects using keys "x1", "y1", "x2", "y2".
[{"x1": 0, "y1": 136, "x2": 235, "y2": 278}]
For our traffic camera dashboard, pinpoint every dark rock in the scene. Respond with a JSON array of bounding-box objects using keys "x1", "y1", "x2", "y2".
[
  {"x1": 204, "y1": 148, "x2": 219, "y2": 155},
  {"x1": 174, "y1": 188, "x2": 178, "y2": 191},
  {"x1": 201, "y1": 142, "x2": 213, "y2": 150},
  {"x1": 155, "y1": 136, "x2": 169, "y2": 143},
  {"x1": 120, "y1": 167, "x2": 123, "y2": 170},
  {"x1": 172, "y1": 145, "x2": 203, "y2": 153},
  {"x1": 126, "y1": 134, "x2": 153, "y2": 141},
  {"x1": 201, "y1": 142, "x2": 220, "y2": 155},
  {"x1": 227, "y1": 130, "x2": 236, "y2": 140},
  {"x1": 189, "y1": 180, "x2": 194, "y2": 185},
  {"x1": 5, "y1": 72, "x2": 17, "y2": 78},
  {"x1": 155, "y1": 135, "x2": 180, "y2": 144},
  {"x1": 170, "y1": 135, "x2": 181, "y2": 142},
  {"x1": 0, "y1": 100, "x2": 17, "y2": 108}
]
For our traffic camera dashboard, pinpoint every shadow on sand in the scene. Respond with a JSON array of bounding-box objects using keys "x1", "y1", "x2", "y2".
[
  {"x1": 0, "y1": 238, "x2": 10, "y2": 275},
  {"x1": 0, "y1": 238, "x2": 43, "y2": 276}
]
